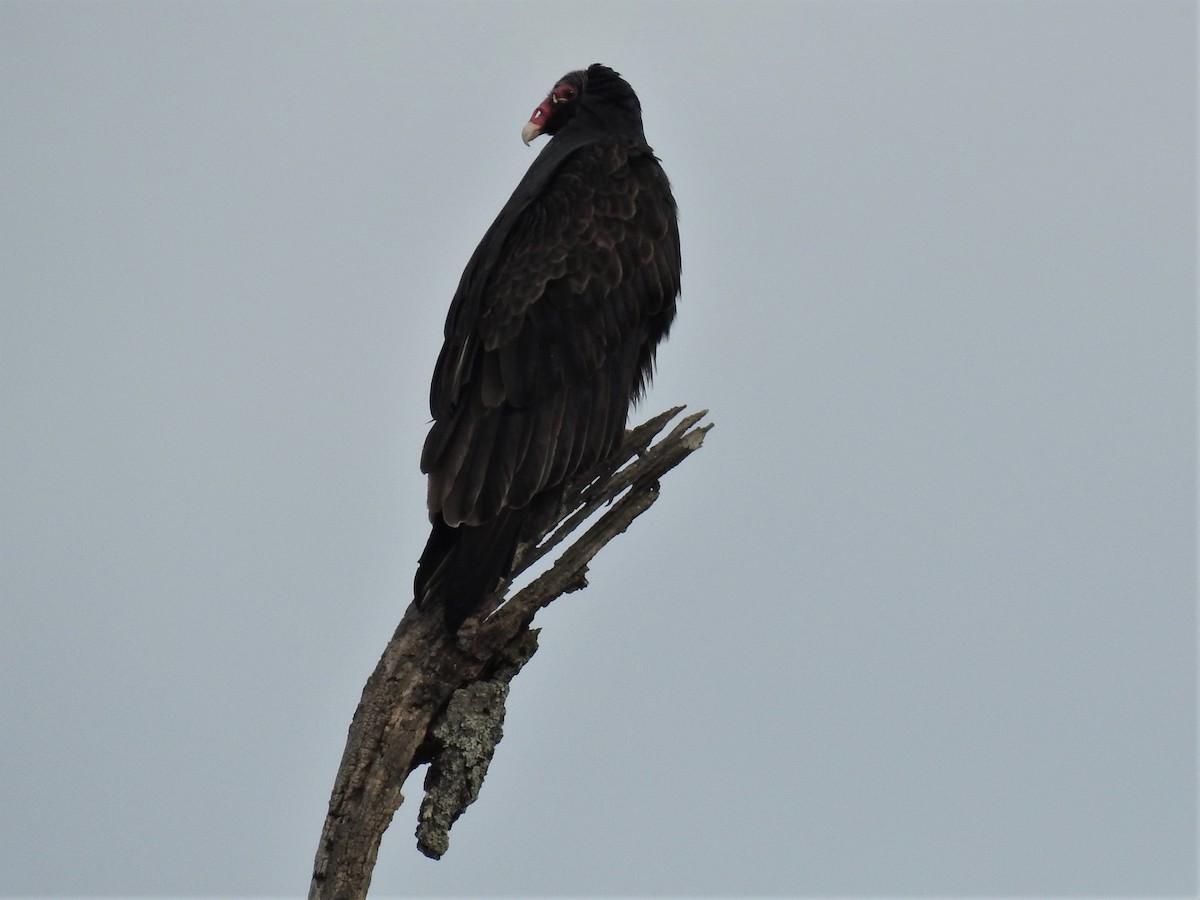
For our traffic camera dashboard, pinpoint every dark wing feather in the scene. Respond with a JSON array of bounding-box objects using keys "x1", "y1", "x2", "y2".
[
  {"x1": 416, "y1": 133, "x2": 680, "y2": 628},
  {"x1": 424, "y1": 138, "x2": 679, "y2": 529}
]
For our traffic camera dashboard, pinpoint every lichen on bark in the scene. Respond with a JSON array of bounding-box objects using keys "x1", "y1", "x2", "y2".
[{"x1": 416, "y1": 628, "x2": 540, "y2": 858}]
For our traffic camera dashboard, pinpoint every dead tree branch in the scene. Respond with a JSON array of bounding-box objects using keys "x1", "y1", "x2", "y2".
[{"x1": 309, "y1": 406, "x2": 712, "y2": 900}]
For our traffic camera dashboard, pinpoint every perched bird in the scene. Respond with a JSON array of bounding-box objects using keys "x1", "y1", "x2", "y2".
[{"x1": 415, "y1": 64, "x2": 681, "y2": 630}]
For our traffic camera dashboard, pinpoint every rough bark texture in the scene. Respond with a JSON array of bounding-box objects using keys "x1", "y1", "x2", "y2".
[{"x1": 309, "y1": 407, "x2": 711, "y2": 900}]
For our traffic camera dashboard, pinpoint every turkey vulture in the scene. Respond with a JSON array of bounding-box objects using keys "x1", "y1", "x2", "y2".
[{"x1": 414, "y1": 64, "x2": 681, "y2": 630}]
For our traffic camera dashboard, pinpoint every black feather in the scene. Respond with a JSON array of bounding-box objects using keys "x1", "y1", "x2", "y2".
[{"x1": 414, "y1": 64, "x2": 680, "y2": 629}]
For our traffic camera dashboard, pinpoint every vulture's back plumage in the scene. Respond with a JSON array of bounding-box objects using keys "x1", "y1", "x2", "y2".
[{"x1": 415, "y1": 64, "x2": 680, "y2": 629}]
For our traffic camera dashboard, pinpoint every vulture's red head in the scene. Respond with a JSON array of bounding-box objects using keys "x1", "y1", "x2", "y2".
[
  {"x1": 521, "y1": 70, "x2": 586, "y2": 145},
  {"x1": 520, "y1": 64, "x2": 644, "y2": 145}
]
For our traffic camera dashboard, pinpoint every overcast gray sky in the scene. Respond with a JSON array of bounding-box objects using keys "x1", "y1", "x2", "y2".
[{"x1": 1, "y1": 1, "x2": 1195, "y2": 896}]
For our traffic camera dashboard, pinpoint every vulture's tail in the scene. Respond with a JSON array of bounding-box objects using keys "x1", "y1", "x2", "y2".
[{"x1": 414, "y1": 509, "x2": 526, "y2": 630}]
